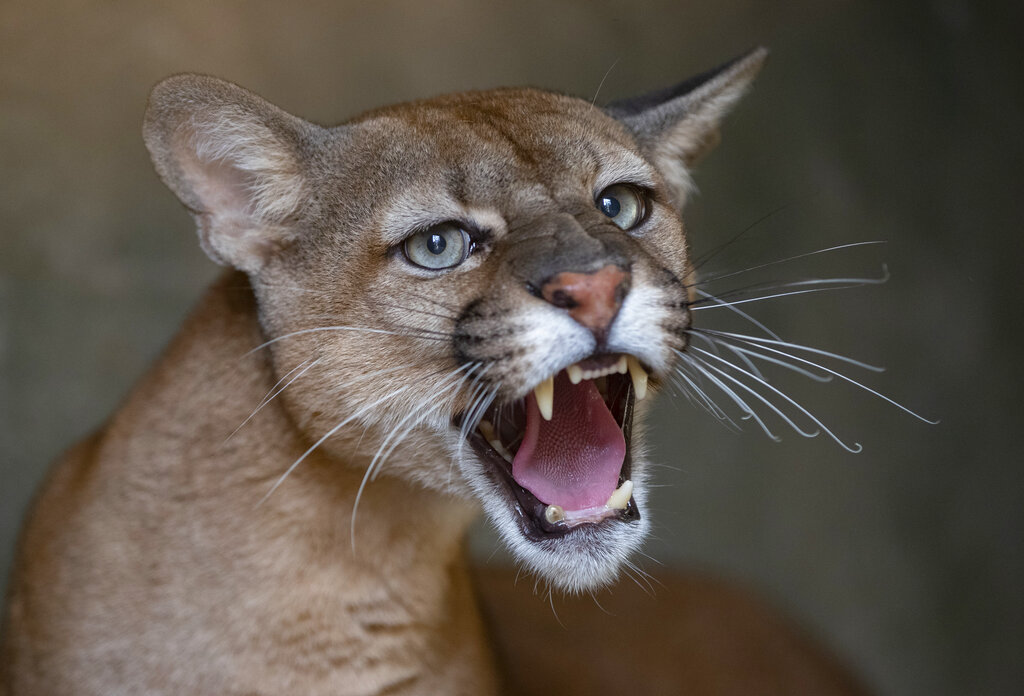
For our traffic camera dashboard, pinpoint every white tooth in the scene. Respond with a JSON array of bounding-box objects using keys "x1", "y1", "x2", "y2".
[
  {"x1": 488, "y1": 440, "x2": 513, "y2": 462},
  {"x1": 627, "y1": 356, "x2": 648, "y2": 400},
  {"x1": 479, "y1": 419, "x2": 513, "y2": 462},
  {"x1": 534, "y1": 375, "x2": 554, "y2": 421},
  {"x1": 566, "y1": 364, "x2": 583, "y2": 384},
  {"x1": 616, "y1": 355, "x2": 628, "y2": 374},
  {"x1": 605, "y1": 480, "x2": 633, "y2": 510},
  {"x1": 544, "y1": 504, "x2": 565, "y2": 523}
]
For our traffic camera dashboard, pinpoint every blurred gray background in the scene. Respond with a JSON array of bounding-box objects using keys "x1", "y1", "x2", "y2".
[{"x1": 1, "y1": 0, "x2": 1021, "y2": 694}]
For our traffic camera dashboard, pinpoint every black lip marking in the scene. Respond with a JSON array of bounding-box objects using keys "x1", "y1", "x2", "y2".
[{"x1": 460, "y1": 372, "x2": 640, "y2": 542}]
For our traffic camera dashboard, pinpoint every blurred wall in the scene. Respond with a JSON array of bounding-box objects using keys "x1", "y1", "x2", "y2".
[{"x1": 1, "y1": 1, "x2": 1021, "y2": 694}]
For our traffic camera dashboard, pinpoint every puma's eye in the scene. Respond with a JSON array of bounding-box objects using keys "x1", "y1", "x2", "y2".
[
  {"x1": 596, "y1": 184, "x2": 646, "y2": 230},
  {"x1": 403, "y1": 222, "x2": 471, "y2": 270}
]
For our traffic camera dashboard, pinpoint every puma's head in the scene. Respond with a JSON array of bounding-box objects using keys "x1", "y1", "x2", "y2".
[{"x1": 143, "y1": 49, "x2": 766, "y2": 592}]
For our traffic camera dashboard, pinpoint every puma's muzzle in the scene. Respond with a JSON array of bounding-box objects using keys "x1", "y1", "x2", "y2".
[{"x1": 459, "y1": 352, "x2": 646, "y2": 541}]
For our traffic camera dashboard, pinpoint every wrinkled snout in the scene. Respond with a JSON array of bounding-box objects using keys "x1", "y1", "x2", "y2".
[{"x1": 503, "y1": 212, "x2": 636, "y2": 344}]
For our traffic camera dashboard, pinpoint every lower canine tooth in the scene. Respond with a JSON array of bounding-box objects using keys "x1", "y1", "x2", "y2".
[
  {"x1": 627, "y1": 356, "x2": 648, "y2": 400},
  {"x1": 534, "y1": 375, "x2": 554, "y2": 421},
  {"x1": 488, "y1": 440, "x2": 513, "y2": 463},
  {"x1": 544, "y1": 504, "x2": 565, "y2": 523},
  {"x1": 477, "y1": 420, "x2": 496, "y2": 441},
  {"x1": 605, "y1": 480, "x2": 633, "y2": 510}
]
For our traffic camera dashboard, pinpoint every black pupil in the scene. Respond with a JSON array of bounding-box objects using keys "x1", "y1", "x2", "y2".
[
  {"x1": 600, "y1": 196, "x2": 621, "y2": 218},
  {"x1": 426, "y1": 233, "x2": 447, "y2": 255}
]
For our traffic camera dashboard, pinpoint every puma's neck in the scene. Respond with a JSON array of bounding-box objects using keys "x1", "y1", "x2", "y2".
[{"x1": 11, "y1": 271, "x2": 499, "y2": 694}]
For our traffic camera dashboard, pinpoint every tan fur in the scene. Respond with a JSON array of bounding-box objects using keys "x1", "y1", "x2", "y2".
[
  {"x1": 2, "y1": 50, "x2": 869, "y2": 694},
  {"x1": 2, "y1": 276, "x2": 499, "y2": 694}
]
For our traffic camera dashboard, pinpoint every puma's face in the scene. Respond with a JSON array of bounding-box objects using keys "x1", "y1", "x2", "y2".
[{"x1": 144, "y1": 51, "x2": 765, "y2": 592}]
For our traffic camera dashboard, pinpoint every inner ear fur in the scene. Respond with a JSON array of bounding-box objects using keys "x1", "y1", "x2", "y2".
[
  {"x1": 606, "y1": 47, "x2": 768, "y2": 209},
  {"x1": 143, "y1": 74, "x2": 322, "y2": 272}
]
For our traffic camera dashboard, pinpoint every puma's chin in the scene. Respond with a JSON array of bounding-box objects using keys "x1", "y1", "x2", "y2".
[{"x1": 458, "y1": 352, "x2": 652, "y2": 593}]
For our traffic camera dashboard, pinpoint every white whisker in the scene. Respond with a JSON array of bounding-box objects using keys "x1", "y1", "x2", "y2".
[
  {"x1": 692, "y1": 271, "x2": 888, "y2": 310},
  {"x1": 693, "y1": 289, "x2": 782, "y2": 340},
  {"x1": 677, "y1": 354, "x2": 781, "y2": 441},
  {"x1": 245, "y1": 324, "x2": 445, "y2": 356},
  {"x1": 255, "y1": 384, "x2": 414, "y2": 507},
  {"x1": 226, "y1": 358, "x2": 319, "y2": 441},
  {"x1": 690, "y1": 347, "x2": 868, "y2": 452},
  {"x1": 697, "y1": 331, "x2": 939, "y2": 424},
  {"x1": 351, "y1": 369, "x2": 471, "y2": 551},
  {"x1": 687, "y1": 348, "x2": 823, "y2": 440},
  {"x1": 670, "y1": 363, "x2": 739, "y2": 427},
  {"x1": 695, "y1": 329, "x2": 886, "y2": 373},
  {"x1": 694, "y1": 240, "x2": 887, "y2": 286}
]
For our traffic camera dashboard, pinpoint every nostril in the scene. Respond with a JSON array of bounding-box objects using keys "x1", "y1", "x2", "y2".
[{"x1": 546, "y1": 289, "x2": 578, "y2": 309}]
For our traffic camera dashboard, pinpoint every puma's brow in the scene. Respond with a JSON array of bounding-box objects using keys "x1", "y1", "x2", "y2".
[
  {"x1": 594, "y1": 151, "x2": 658, "y2": 192},
  {"x1": 385, "y1": 191, "x2": 471, "y2": 243},
  {"x1": 379, "y1": 193, "x2": 501, "y2": 245}
]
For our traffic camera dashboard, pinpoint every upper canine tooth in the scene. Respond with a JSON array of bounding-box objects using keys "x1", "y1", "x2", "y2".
[
  {"x1": 627, "y1": 356, "x2": 648, "y2": 400},
  {"x1": 616, "y1": 355, "x2": 628, "y2": 374},
  {"x1": 534, "y1": 375, "x2": 554, "y2": 421},
  {"x1": 566, "y1": 364, "x2": 583, "y2": 384},
  {"x1": 605, "y1": 480, "x2": 633, "y2": 510}
]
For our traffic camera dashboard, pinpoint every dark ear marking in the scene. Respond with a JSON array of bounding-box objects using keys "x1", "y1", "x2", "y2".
[
  {"x1": 604, "y1": 48, "x2": 764, "y2": 119},
  {"x1": 604, "y1": 47, "x2": 768, "y2": 209}
]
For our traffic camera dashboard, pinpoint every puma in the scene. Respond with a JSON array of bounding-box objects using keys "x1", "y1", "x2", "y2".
[{"x1": 1, "y1": 49, "x2": 872, "y2": 694}]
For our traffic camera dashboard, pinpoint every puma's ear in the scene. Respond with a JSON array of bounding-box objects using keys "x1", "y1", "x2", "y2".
[
  {"x1": 143, "y1": 74, "x2": 322, "y2": 272},
  {"x1": 606, "y1": 47, "x2": 767, "y2": 209}
]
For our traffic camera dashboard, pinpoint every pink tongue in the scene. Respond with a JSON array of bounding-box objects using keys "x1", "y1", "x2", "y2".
[{"x1": 511, "y1": 372, "x2": 626, "y2": 511}]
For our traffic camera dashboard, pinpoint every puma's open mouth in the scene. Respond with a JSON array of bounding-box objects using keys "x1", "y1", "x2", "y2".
[{"x1": 460, "y1": 353, "x2": 649, "y2": 541}]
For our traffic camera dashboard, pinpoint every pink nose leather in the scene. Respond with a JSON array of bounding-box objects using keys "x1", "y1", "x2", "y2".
[{"x1": 540, "y1": 264, "x2": 630, "y2": 334}]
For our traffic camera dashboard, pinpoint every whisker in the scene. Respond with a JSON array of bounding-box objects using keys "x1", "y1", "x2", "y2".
[
  {"x1": 446, "y1": 363, "x2": 490, "y2": 488},
  {"x1": 727, "y1": 343, "x2": 832, "y2": 382},
  {"x1": 695, "y1": 331, "x2": 938, "y2": 424},
  {"x1": 400, "y1": 294, "x2": 464, "y2": 315},
  {"x1": 692, "y1": 289, "x2": 782, "y2": 341},
  {"x1": 226, "y1": 357, "x2": 322, "y2": 441},
  {"x1": 456, "y1": 381, "x2": 500, "y2": 470},
  {"x1": 458, "y1": 366, "x2": 495, "y2": 447},
  {"x1": 375, "y1": 300, "x2": 460, "y2": 321},
  {"x1": 690, "y1": 270, "x2": 889, "y2": 311},
  {"x1": 690, "y1": 347, "x2": 869, "y2": 452},
  {"x1": 693, "y1": 329, "x2": 886, "y2": 372},
  {"x1": 621, "y1": 558, "x2": 657, "y2": 597},
  {"x1": 300, "y1": 315, "x2": 456, "y2": 341},
  {"x1": 591, "y1": 57, "x2": 621, "y2": 106},
  {"x1": 676, "y1": 354, "x2": 781, "y2": 441},
  {"x1": 688, "y1": 330, "x2": 830, "y2": 383},
  {"x1": 689, "y1": 201, "x2": 796, "y2": 272},
  {"x1": 246, "y1": 325, "x2": 447, "y2": 355},
  {"x1": 693, "y1": 241, "x2": 887, "y2": 286},
  {"x1": 351, "y1": 369, "x2": 470, "y2": 551},
  {"x1": 670, "y1": 362, "x2": 740, "y2": 427},
  {"x1": 687, "y1": 349, "x2": 822, "y2": 440},
  {"x1": 725, "y1": 342, "x2": 766, "y2": 381},
  {"x1": 255, "y1": 383, "x2": 415, "y2": 507}
]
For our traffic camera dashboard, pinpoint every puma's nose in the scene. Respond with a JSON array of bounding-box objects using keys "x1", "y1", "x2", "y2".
[{"x1": 540, "y1": 264, "x2": 631, "y2": 340}]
